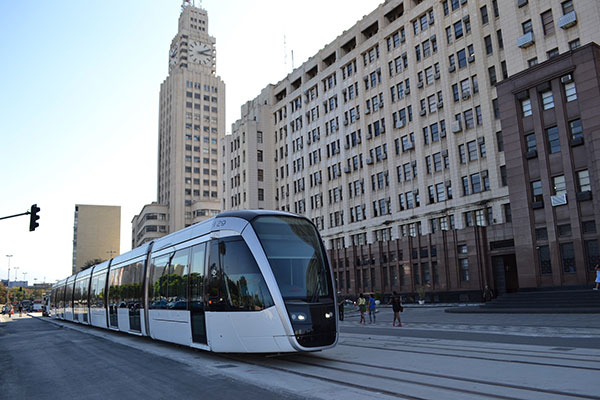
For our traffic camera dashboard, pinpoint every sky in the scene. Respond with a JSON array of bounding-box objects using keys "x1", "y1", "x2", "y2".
[{"x1": 0, "y1": 0, "x2": 382, "y2": 285}]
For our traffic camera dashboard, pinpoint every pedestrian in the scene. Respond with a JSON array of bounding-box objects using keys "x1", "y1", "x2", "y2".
[
  {"x1": 357, "y1": 293, "x2": 366, "y2": 324},
  {"x1": 483, "y1": 285, "x2": 494, "y2": 302},
  {"x1": 594, "y1": 264, "x2": 600, "y2": 290},
  {"x1": 7, "y1": 304, "x2": 12, "y2": 319},
  {"x1": 368, "y1": 293, "x2": 376, "y2": 324},
  {"x1": 18, "y1": 304, "x2": 23, "y2": 317},
  {"x1": 337, "y1": 292, "x2": 344, "y2": 321},
  {"x1": 390, "y1": 291, "x2": 403, "y2": 327}
]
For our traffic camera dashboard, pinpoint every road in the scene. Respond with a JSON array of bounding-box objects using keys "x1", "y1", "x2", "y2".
[{"x1": 1, "y1": 308, "x2": 599, "y2": 399}]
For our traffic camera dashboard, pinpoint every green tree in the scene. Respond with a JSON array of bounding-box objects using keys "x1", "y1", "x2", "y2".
[{"x1": 82, "y1": 259, "x2": 105, "y2": 270}]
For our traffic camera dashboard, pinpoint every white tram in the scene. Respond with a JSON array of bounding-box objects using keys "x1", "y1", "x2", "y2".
[{"x1": 51, "y1": 210, "x2": 338, "y2": 353}]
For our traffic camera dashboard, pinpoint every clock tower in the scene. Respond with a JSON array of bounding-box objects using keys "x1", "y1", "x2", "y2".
[{"x1": 133, "y1": 0, "x2": 225, "y2": 245}]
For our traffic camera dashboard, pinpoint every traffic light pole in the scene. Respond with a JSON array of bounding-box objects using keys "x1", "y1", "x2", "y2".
[
  {"x1": 0, "y1": 204, "x2": 40, "y2": 231},
  {"x1": 0, "y1": 211, "x2": 31, "y2": 221}
]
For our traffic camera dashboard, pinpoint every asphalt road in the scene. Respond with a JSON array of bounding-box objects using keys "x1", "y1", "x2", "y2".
[
  {"x1": 0, "y1": 315, "x2": 302, "y2": 400},
  {"x1": 3, "y1": 309, "x2": 600, "y2": 399}
]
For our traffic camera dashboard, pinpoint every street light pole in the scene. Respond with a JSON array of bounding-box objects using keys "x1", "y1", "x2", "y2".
[{"x1": 6, "y1": 255, "x2": 12, "y2": 306}]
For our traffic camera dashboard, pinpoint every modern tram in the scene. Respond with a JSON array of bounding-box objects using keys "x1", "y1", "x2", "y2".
[{"x1": 50, "y1": 210, "x2": 338, "y2": 353}]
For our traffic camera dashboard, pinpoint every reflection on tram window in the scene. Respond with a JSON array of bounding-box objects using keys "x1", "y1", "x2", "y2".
[
  {"x1": 207, "y1": 239, "x2": 274, "y2": 312},
  {"x1": 167, "y1": 249, "x2": 189, "y2": 309},
  {"x1": 149, "y1": 250, "x2": 190, "y2": 309},
  {"x1": 149, "y1": 255, "x2": 171, "y2": 309},
  {"x1": 253, "y1": 216, "x2": 330, "y2": 301}
]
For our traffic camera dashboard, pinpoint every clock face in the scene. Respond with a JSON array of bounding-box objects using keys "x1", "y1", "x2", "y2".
[
  {"x1": 189, "y1": 41, "x2": 212, "y2": 65},
  {"x1": 169, "y1": 46, "x2": 178, "y2": 66}
]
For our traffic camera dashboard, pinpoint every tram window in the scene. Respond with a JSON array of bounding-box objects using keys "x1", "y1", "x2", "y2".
[
  {"x1": 65, "y1": 280, "x2": 74, "y2": 309},
  {"x1": 149, "y1": 254, "x2": 171, "y2": 309},
  {"x1": 206, "y1": 239, "x2": 274, "y2": 311},
  {"x1": 221, "y1": 239, "x2": 274, "y2": 311},
  {"x1": 253, "y1": 216, "x2": 331, "y2": 301},
  {"x1": 108, "y1": 267, "x2": 124, "y2": 309},
  {"x1": 190, "y1": 244, "x2": 206, "y2": 309},
  {"x1": 120, "y1": 261, "x2": 144, "y2": 310},
  {"x1": 168, "y1": 249, "x2": 189, "y2": 309},
  {"x1": 90, "y1": 273, "x2": 106, "y2": 308},
  {"x1": 206, "y1": 241, "x2": 226, "y2": 311}
]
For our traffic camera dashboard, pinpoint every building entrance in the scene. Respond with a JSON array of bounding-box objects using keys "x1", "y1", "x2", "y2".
[{"x1": 492, "y1": 254, "x2": 519, "y2": 295}]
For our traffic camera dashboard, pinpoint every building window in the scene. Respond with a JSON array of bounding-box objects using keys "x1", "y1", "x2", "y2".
[
  {"x1": 560, "y1": 242, "x2": 576, "y2": 273},
  {"x1": 496, "y1": 131, "x2": 504, "y2": 152},
  {"x1": 497, "y1": 29, "x2": 504, "y2": 49},
  {"x1": 503, "y1": 203, "x2": 512, "y2": 223},
  {"x1": 547, "y1": 48, "x2": 559, "y2": 59},
  {"x1": 541, "y1": 90, "x2": 554, "y2": 110},
  {"x1": 553, "y1": 175, "x2": 566, "y2": 195},
  {"x1": 521, "y1": 98, "x2": 532, "y2": 116},
  {"x1": 585, "y1": 240, "x2": 599, "y2": 272},
  {"x1": 539, "y1": 245, "x2": 552, "y2": 274},
  {"x1": 541, "y1": 9, "x2": 554, "y2": 36},
  {"x1": 531, "y1": 180, "x2": 543, "y2": 203},
  {"x1": 546, "y1": 126, "x2": 560, "y2": 153},
  {"x1": 522, "y1": 20, "x2": 533, "y2": 34},
  {"x1": 484, "y1": 35, "x2": 493, "y2": 55},
  {"x1": 577, "y1": 170, "x2": 591, "y2": 192},
  {"x1": 525, "y1": 133, "x2": 537, "y2": 153},
  {"x1": 562, "y1": 0, "x2": 574, "y2": 14},
  {"x1": 528, "y1": 57, "x2": 538, "y2": 67},
  {"x1": 569, "y1": 119, "x2": 583, "y2": 140},
  {"x1": 564, "y1": 81, "x2": 577, "y2": 102},
  {"x1": 569, "y1": 39, "x2": 580, "y2": 50},
  {"x1": 557, "y1": 224, "x2": 571, "y2": 237},
  {"x1": 464, "y1": 211, "x2": 473, "y2": 227},
  {"x1": 481, "y1": 5, "x2": 489, "y2": 24},
  {"x1": 500, "y1": 165, "x2": 507, "y2": 186},
  {"x1": 488, "y1": 66, "x2": 497, "y2": 85},
  {"x1": 536, "y1": 227, "x2": 548, "y2": 240},
  {"x1": 459, "y1": 258, "x2": 470, "y2": 281}
]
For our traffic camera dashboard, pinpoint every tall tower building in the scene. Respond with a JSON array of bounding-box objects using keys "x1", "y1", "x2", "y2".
[{"x1": 133, "y1": 1, "x2": 225, "y2": 248}]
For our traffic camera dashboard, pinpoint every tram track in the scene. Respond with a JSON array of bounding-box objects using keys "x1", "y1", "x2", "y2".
[
  {"x1": 224, "y1": 349, "x2": 599, "y2": 400},
  {"x1": 293, "y1": 352, "x2": 600, "y2": 400},
  {"x1": 339, "y1": 339, "x2": 600, "y2": 371}
]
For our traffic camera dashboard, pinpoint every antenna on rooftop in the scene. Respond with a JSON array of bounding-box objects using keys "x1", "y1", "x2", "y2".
[{"x1": 284, "y1": 35, "x2": 287, "y2": 68}]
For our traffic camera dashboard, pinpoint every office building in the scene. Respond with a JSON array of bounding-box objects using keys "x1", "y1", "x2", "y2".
[
  {"x1": 224, "y1": 0, "x2": 600, "y2": 299},
  {"x1": 72, "y1": 204, "x2": 121, "y2": 274}
]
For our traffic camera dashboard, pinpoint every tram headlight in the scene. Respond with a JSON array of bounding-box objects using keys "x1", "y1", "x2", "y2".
[
  {"x1": 291, "y1": 313, "x2": 307, "y2": 321},
  {"x1": 324, "y1": 312, "x2": 334, "y2": 319}
]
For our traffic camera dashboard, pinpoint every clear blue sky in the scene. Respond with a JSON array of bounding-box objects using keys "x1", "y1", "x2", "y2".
[{"x1": 0, "y1": 0, "x2": 381, "y2": 285}]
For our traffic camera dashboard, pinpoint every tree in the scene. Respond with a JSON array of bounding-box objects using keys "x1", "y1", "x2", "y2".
[{"x1": 82, "y1": 259, "x2": 105, "y2": 270}]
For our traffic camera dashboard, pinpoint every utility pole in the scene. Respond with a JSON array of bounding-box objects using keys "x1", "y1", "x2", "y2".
[{"x1": 6, "y1": 255, "x2": 12, "y2": 305}]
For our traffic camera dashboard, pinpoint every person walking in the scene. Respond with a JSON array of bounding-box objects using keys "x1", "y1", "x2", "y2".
[
  {"x1": 357, "y1": 293, "x2": 366, "y2": 324},
  {"x1": 368, "y1": 293, "x2": 376, "y2": 324},
  {"x1": 390, "y1": 291, "x2": 403, "y2": 327},
  {"x1": 594, "y1": 264, "x2": 600, "y2": 290}
]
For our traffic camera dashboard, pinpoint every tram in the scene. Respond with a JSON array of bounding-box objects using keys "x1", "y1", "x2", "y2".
[{"x1": 50, "y1": 210, "x2": 338, "y2": 353}]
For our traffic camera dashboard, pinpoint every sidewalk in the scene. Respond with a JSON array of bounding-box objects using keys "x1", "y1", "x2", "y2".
[{"x1": 342, "y1": 305, "x2": 600, "y2": 338}]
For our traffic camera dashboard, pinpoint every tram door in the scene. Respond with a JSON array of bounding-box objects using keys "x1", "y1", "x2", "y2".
[{"x1": 189, "y1": 243, "x2": 207, "y2": 344}]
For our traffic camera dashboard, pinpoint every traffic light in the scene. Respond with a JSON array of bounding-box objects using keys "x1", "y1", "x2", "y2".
[{"x1": 29, "y1": 204, "x2": 40, "y2": 232}]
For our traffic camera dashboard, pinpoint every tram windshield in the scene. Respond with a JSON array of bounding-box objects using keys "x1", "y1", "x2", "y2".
[{"x1": 252, "y1": 215, "x2": 331, "y2": 302}]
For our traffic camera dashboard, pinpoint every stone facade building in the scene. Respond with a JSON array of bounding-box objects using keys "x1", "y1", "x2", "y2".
[
  {"x1": 133, "y1": 1, "x2": 224, "y2": 248},
  {"x1": 223, "y1": 0, "x2": 600, "y2": 300}
]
